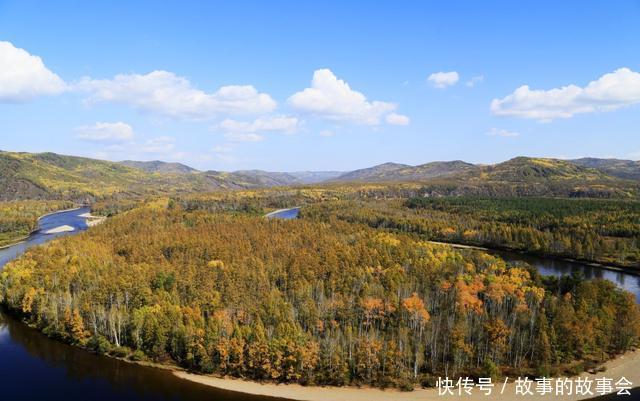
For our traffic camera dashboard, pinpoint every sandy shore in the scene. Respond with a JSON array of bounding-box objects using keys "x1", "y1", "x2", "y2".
[
  {"x1": 174, "y1": 349, "x2": 640, "y2": 401},
  {"x1": 44, "y1": 225, "x2": 75, "y2": 234},
  {"x1": 79, "y1": 212, "x2": 107, "y2": 227},
  {"x1": 427, "y1": 240, "x2": 489, "y2": 251}
]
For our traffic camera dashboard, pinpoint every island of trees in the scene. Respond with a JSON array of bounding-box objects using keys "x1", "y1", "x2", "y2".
[{"x1": 2, "y1": 196, "x2": 639, "y2": 389}]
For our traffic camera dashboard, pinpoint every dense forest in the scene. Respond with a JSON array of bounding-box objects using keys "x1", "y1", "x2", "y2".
[
  {"x1": 0, "y1": 200, "x2": 74, "y2": 247},
  {"x1": 302, "y1": 198, "x2": 640, "y2": 269},
  {"x1": 2, "y1": 200, "x2": 639, "y2": 389}
]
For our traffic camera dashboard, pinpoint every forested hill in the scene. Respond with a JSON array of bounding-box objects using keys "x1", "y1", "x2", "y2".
[
  {"x1": 569, "y1": 158, "x2": 640, "y2": 180},
  {"x1": 332, "y1": 157, "x2": 635, "y2": 183},
  {"x1": 0, "y1": 151, "x2": 339, "y2": 201},
  {"x1": 2, "y1": 150, "x2": 639, "y2": 201},
  {"x1": 330, "y1": 157, "x2": 640, "y2": 198},
  {"x1": 0, "y1": 151, "x2": 223, "y2": 201},
  {"x1": 118, "y1": 160, "x2": 198, "y2": 174}
]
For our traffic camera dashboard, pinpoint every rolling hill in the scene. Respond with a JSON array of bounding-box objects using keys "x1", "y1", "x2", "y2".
[
  {"x1": 329, "y1": 157, "x2": 639, "y2": 198},
  {"x1": 0, "y1": 151, "x2": 271, "y2": 201},
  {"x1": 1, "y1": 150, "x2": 638, "y2": 201},
  {"x1": 332, "y1": 162, "x2": 411, "y2": 182},
  {"x1": 0, "y1": 151, "x2": 345, "y2": 202},
  {"x1": 332, "y1": 161, "x2": 478, "y2": 182},
  {"x1": 118, "y1": 160, "x2": 198, "y2": 174},
  {"x1": 568, "y1": 158, "x2": 640, "y2": 180}
]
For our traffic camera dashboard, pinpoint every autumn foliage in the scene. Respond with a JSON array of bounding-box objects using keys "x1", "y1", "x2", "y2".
[{"x1": 1, "y1": 200, "x2": 639, "y2": 389}]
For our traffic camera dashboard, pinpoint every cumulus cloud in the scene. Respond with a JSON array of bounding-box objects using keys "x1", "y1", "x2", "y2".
[
  {"x1": 75, "y1": 122, "x2": 135, "y2": 142},
  {"x1": 319, "y1": 130, "x2": 335, "y2": 137},
  {"x1": 0, "y1": 41, "x2": 66, "y2": 102},
  {"x1": 288, "y1": 69, "x2": 406, "y2": 126},
  {"x1": 486, "y1": 127, "x2": 520, "y2": 137},
  {"x1": 385, "y1": 113, "x2": 410, "y2": 126},
  {"x1": 76, "y1": 70, "x2": 277, "y2": 120},
  {"x1": 218, "y1": 116, "x2": 299, "y2": 135},
  {"x1": 427, "y1": 71, "x2": 459, "y2": 89},
  {"x1": 491, "y1": 68, "x2": 640, "y2": 121}
]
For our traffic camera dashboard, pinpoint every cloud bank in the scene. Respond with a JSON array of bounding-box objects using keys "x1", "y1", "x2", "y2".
[
  {"x1": 77, "y1": 70, "x2": 277, "y2": 120},
  {"x1": 491, "y1": 68, "x2": 640, "y2": 121}
]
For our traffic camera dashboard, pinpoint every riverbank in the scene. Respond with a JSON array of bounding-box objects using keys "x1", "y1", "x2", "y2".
[
  {"x1": 426, "y1": 240, "x2": 640, "y2": 277},
  {"x1": 0, "y1": 235, "x2": 28, "y2": 250},
  {"x1": 264, "y1": 206, "x2": 301, "y2": 218},
  {"x1": 78, "y1": 212, "x2": 106, "y2": 227},
  {"x1": 173, "y1": 349, "x2": 640, "y2": 401},
  {"x1": 0, "y1": 206, "x2": 84, "y2": 250},
  {"x1": 37, "y1": 206, "x2": 83, "y2": 221}
]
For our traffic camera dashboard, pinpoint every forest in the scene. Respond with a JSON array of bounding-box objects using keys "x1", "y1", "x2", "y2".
[
  {"x1": 2, "y1": 198, "x2": 639, "y2": 389},
  {"x1": 301, "y1": 197, "x2": 640, "y2": 269},
  {"x1": 0, "y1": 200, "x2": 74, "y2": 247}
]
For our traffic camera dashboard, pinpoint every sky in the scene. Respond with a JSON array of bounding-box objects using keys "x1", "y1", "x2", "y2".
[{"x1": 0, "y1": 0, "x2": 639, "y2": 172}]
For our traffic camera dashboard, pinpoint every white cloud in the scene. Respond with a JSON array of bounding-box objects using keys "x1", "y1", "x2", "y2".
[
  {"x1": 75, "y1": 122, "x2": 135, "y2": 142},
  {"x1": 385, "y1": 113, "x2": 410, "y2": 126},
  {"x1": 319, "y1": 130, "x2": 335, "y2": 137},
  {"x1": 427, "y1": 71, "x2": 459, "y2": 89},
  {"x1": 218, "y1": 116, "x2": 298, "y2": 135},
  {"x1": 76, "y1": 70, "x2": 277, "y2": 120},
  {"x1": 140, "y1": 136, "x2": 176, "y2": 153},
  {"x1": 0, "y1": 41, "x2": 66, "y2": 102},
  {"x1": 288, "y1": 69, "x2": 405, "y2": 125},
  {"x1": 466, "y1": 75, "x2": 484, "y2": 88},
  {"x1": 486, "y1": 127, "x2": 520, "y2": 137},
  {"x1": 491, "y1": 68, "x2": 640, "y2": 121},
  {"x1": 224, "y1": 132, "x2": 264, "y2": 142}
]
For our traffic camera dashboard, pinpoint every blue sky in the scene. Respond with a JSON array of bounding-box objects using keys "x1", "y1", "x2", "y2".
[{"x1": 1, "y1": 0, "x2": 639, "y2": 171}]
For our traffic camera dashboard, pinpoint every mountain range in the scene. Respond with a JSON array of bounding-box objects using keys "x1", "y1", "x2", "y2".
[{"x1": 1, "y1": 150, "x2": 638, "y2": 201}]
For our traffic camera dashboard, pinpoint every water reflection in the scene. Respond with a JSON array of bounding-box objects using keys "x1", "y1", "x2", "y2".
[
  {"x1": 0, "y1": 309, "x2": 285, "y2": 401},
  {"x1": 491, "y1": 250, "x2": 640, "y2": 303}
]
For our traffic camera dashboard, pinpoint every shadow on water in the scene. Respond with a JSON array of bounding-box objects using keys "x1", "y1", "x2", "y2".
[
  {"x1": 0, "y1": 309, "x2": 287, "y2": 401},
  {"x1": 589, "y1": 388, "x2": 640, "y2": 401}
]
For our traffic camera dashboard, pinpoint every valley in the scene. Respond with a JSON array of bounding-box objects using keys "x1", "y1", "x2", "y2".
[{"x1": 1, "y1": 151, "x2": 639, "y2": 400}]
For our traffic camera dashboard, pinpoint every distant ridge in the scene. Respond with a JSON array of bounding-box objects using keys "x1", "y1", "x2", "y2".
[
  {"x1": 567, "y1": 158, "x2": 640, "y2": 180},
  {"x1": 119, "y1": 160, "x2": 199, "y2": 174},
  {"x1": 332, "y1": 162, "x2": 411, "y2": 182},
  {"x1": 1, "y1": 149, "x2": 638, "y2": 201},
  {"x1": 332, "y1": 160, "x2": 478, "y2": 182}
]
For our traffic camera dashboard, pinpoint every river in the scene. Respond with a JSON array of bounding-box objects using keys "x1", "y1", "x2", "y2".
[
  {"x1": 268, "y1": 207, "x2": 640, "y2": 302},
  {"x1": 1, "y1": 207, "x2": 639, "y2": 400},
  {"x1": 0, "y1": 208, "x2": 285, "y2": 401}
]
